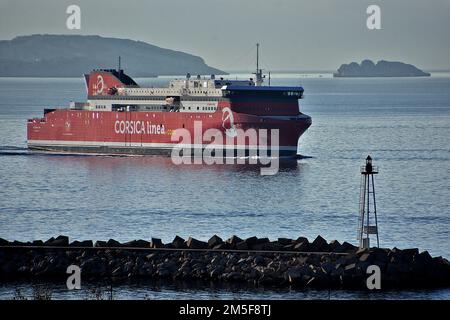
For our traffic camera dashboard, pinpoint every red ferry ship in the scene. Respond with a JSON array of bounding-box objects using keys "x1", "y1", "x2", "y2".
[{"x1": 27, "y1": 52, "x2": 311, "y2": 157}]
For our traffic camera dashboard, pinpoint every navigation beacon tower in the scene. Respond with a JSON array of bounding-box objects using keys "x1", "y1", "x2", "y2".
[{"x1": 357, "y1": 155, "x2": 380, "y2": 249}]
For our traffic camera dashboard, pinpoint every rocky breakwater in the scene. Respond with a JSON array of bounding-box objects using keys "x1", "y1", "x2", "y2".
[{"x1": 1, "y1": 235, "x2": 449, "y2": 289}]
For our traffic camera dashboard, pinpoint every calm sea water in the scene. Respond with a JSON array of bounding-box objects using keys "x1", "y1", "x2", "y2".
[{"x1": 0, "y1": 74, "x2": 449, "y2": 299}]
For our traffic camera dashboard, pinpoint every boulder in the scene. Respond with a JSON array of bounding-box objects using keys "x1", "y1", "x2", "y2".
[
  {"x1": 277, "y1": 238, "x2": 293, "y2": 246},
  {"x1": 328, "y1": 240, "x2": 341, "y2": 252},
  {"x1": 250, "y1": 238, "x2": 270, "y2": 250},
  {"x1": 171, "y1": 236, "x2": 186, "y2": 249},
  {"x1": 371, "y1": 247, "x2": 389, "y2": 263},
  {"x1": 226, "y1": 235, "x2": 243, "y2": 249},
  {"x1": 263, "y1": 242, "x2": 284, "y2": 251},
  {"x1": 122, "y1": 239, "x2": 150, "y2": 248},
  {"x1": 418, "y1": 250, "x2": 433, "y2": 264},
  {"x1": 321, "y1": 262, "x2": 335, "y2": 275},
  {"x1": 295, "y1": 237, "x2": 309, "y2": 244},
  {"x1": 281, "y1": 243, "x2": 296, "y2": 251},
  {"x1": 310, "y1": 235, "x2": 329, "y2": 252},
  {"x1": 44, "y1": 237, "x2": 55, "y2": 245},
  {"x1": 344, "y1": 263, "x2": 357, "y2": 274},
  {"x1": 11, "y1": 240, "x2": 27, "y2": 246},
  {"x1": 235, "y1": 241, "x2": 249, "y2": 250},
  {"x1": 106, "y1": 239, "x2": 122, "y2": 247},
  {"x1": 47, "y1": 235, "x2": 69, "y2": 247},
  {"x1": 341, "y1": 241, "x2": 357, "y2": 253},
  {"x1": 359, "y1": 253, "x2": 373, "y2": 263},
  {"x1": 400, "y1": 248, "x2": 419, "y2": 263},
  {"x1": 213, "y1": 242, "x2": 230, "y2": 250},
  {"x1": 208, "y1": 235, "x2": 223, "y2": 248},
  {"x1": 69, "y1": 240, "x2": 93, "y2": 247},
  {"x1": 294, "y1": 242, "x2": 310, "y2": 252},
  {"x1": 186, "y1": 237, "x2": 208, "y2": 249},
  {"x1": 151, "y1": 238, "x2": 164, "y2": 248},
  {"x1": 94, "y1": 240, "x2": 108, "y2": 248},
  {"x1": 286, "y1": 268, "x2": 303, "y2": 284},
  {"x1": 253, "y1": 255, "x2": 265, "y2": 266},
  {"x1": 356, "y1": 247, "x2": 369, "y2": 255},
  {"x1": 32, "y1": 240, "x2": 44, "y2": 246},
  {"x1": 244, "y1": 236, "x2": 258, "y2": 247}
]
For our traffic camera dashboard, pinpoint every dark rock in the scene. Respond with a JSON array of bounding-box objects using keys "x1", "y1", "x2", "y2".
[
  {"x1": 69, "y1": 240, "x2": 93, "y2": 247},
  {"x1": 328, "y1": 240, "x2": 341, "y2": 252},
  {"x1": 341, "y1": 241, "x2": 357, "y2": 253},
  {"x1": 286, "y1": 267, "x2": 303, "y2": 284},
  {"x1": 263, "y1": 242, "x2": 284, "y2": 251},
  {"x1": 145, "y1": 253, "x2": 157, "y2": 261},
  {"x1": 44, "y1": 237, "x2": 55, "y2": 245},
  {"x1": 112, "y1": 267, "x2": 122, "y2": 277},
  {"x1": 418, "y1": 250, "x2": 433, "y2": 264},
  {"x1": 210, "y1": 268, "x2": 222, "y2": 278},
  {"x1": 123, "y1": 239, "x2": 150, "y2": 248},
  {"x1": 186, "y1": 237, "x2": 208, "y2": 249},
  {"x1": 344, "y1": 263, "x2": 357, "y2": 274},
  {"x1": 151, "y1": 238, "x2": 164, "y2": 248},
  {"x1": 400, "y1": 248, "x2": 419, "y2": 262},
  {"x1": 47, "y1": 235, "x2": 69, "y2": 247},
  {"x1": 224, "y1": 271, "x2": 241, "y2": 281},
  {"x1": 251, "y1": 238, "x2": 270, "y2": 250},
  {"x1": 388, "y1": 249, "x2": 402, "y2": 264},
  {"x1": 208, "y1": 235, "x2": 223, "y2": 248},
  {"x1": 359, "y1": 253, "x2": 373, "y2": 263},
  {"x1": 371, "y1": 247, "x2": 389, "y2": 263},
  {"x1": 171, "y1": 236, "x2": 185, "y2": 249},
  {"x1": 295, "y1": 237, "x2": 309, "y2": 244},
  {"x1": 321, "y1": 262, "x2": 334, "y2": 275},
  {"x1": 106, "y1": 239, "x2": 122, "y2": 247},
  {"x1": 294, "y1": 242, "x2": 310, "y2": 252},
  {"x1": 244, "y1": 236, "x2": 258, "y2": 247},
  {"x1": 254, "y1": 256, "x2": 265, "y2": 266},
  {"x1": 310, "y1": 235, "x2": 329, "y2": 252},
  {"x1": 235, "y1": 241, "x2": 249, "y2": 250},
  {"x1": 356, "y1": 247, "x2": 369, "y2": 256},
  {"x1": 277, "y1": 238, "x2": 293, "y2": 246},
  {"x1": 157, "y1": 262, "x2": 177, "y2": 278},
  {"x1": 94, "y1": 240, "x2": 108, "y2": 248},
  {"x1": 281, "y1": 243, "x2": 296, "y2": 251},
  {"x1": 0, "y1": 238, "x2": 9, "y2": 246},
  {"x1": 226, "y1": 235, "x2": 243, "y2": 249},
  {"x1": 32, "y1": 240, "x2": 44, "y2": 246},
  {"x1": 213, "y1": 242, "x2": 230, "y2": 250}
]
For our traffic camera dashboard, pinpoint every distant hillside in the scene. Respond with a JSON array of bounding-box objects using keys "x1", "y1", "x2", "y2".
[
  {"x1": 0, "y1": 34, "x2": 226, "y2": 77},
  {"x1": 334, "y1": 60, "x2": 430, "y2": 77}
]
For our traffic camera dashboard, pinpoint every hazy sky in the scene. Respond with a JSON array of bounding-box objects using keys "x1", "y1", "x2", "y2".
[{"x1": 0, "y1": 0, "x2": 449, "y2": 71}]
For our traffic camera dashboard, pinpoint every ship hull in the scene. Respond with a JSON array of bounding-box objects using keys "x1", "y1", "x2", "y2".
[{"x1": 27, "y1": 108, "x2": 311, "y2": 158}]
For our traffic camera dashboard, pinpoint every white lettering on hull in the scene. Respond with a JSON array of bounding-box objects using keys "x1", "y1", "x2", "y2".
[{"x1": 114, "y1": 121, "x2": 165, "y2": 135}]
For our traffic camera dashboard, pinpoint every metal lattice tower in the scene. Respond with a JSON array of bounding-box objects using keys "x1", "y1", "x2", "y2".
[{"x1": 357, "y1": 155, "x2": 380, "y2": 249}]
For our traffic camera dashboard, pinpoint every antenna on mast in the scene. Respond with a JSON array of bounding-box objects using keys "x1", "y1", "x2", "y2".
[
  {"x1": 254, "y1": 43, "x2": 263, "y2": 86},
  {"x1": 256, "y1": 43, "x2": 259, "y2": 76}
]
